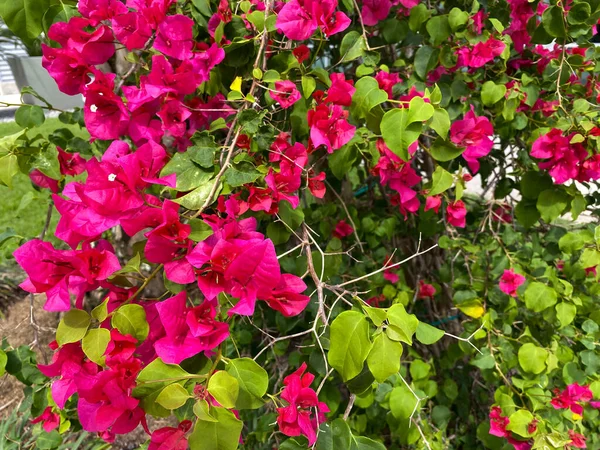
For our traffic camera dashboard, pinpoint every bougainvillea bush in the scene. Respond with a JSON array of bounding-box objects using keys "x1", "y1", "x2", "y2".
[{"x1": 2, "y1": 0, "x2": 600, "y2": 448}]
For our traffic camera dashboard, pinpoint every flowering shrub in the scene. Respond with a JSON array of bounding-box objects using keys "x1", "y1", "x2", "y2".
[{"x1": 1, "y1": 0, "x2": 600, "y2": 449}]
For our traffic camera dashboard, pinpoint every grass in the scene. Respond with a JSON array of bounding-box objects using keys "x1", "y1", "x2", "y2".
[{"x1": 0, "y1": 118, "x2": 89, "y2": 268}]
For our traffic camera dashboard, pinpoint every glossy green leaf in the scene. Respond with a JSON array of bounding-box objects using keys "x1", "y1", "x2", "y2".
[
  {"x1": 56, "y1": 310, "x2": 91, "y2": 346},
  {"x1": 328, "y1": 311, "x2": 372, "y2": 381}
]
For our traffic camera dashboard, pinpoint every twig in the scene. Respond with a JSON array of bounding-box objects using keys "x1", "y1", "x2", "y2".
[
  {"x1": 343, "y1": 394, "x2": 356, "y2": 420},
  {"x1": 444, "y1": 322, "x2": 486, "y2": 355},
  {"x1": 325, "y1": 180, "x2": 364, "y2": 253},
  {"x1": 334, "y1": 244, "x2": 438, "y2": 288}
]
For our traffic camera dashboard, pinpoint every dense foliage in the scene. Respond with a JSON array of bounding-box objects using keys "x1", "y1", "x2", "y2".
[{"x1": 1, "y1": 0, "x2": 600, "y2": 449}]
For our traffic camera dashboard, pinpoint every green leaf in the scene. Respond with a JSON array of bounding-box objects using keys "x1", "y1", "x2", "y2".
[
  {"x1": 329, "y1": 144, "x2": 358, "y2": 180},
  {"x1": 524, "y1": 282, "x2": 557, "y2": 313},
  {"x1": 350, "y1": 76, "x2": 388, "y2": 120},
  {"x1": 362, "y1": 305, "x2": 387, "y2": 327},
  {"x1": 156, "y1": 383, "x2": 190, "y2": 410},
  {"x1": 189, "y1": 132, "x2": 217, "y2": 168},
  {"x1": 0, "y1": 154, "x2": 19, "y2": 188},
  {"x1": 571, "y1": 194, "x2": 587, "y2": 220},
  {"x1": 515, "y1": 200, "x2": 540, "y2": 228},
  {"x1": 558, "y1": 231, "x2": 588, "y2": 253},
  {"x1": 429, "y1": 138, "x2": 464, "y2": 162},
  {"x1": 426, "y1": 15, "x2": 450, "y2": 46},
  {"x1": 386, "y1": 304, "x2": 419, "y2": 345},
  {"x1": 367, "y1": 333, "x2": 402, "y2": 382},
  {"x1": 389, "y1": 385, "x2": 420, "y2": 419},
  {"x1": 579, "y1": 248, "x2": 600, "y2": 268},
  {"x1": 173, "y1": 179, "x2": 219, "y2": 210},
  {"x1": 161, "y1": 151, "x2": 213, "y2": 192},
  {"x1": 134, "y1": 358, "x2": 192, "y2": 417},
  {"x1": 36, "y1": 430, "x2": 62, "y2": 450},
  {"x1": 381, "y1": 109, "x2": 419, "y2": 161},
  {"x1": 194, "y1": 399, "x2": 218, "y2": 422},
  {"x1": 301, "y1": 75, "x2": 316, "y2": 98},
  {"x1": 91, "y1": 299, "x2": 109, "y2": 323},
  {"x1": 518, "y1": 343, "x2": 548, "y2": 375},
  {"x1": 15, "y1": 105, "x2": 45, "y2": 128},
  {"x1": 188, "y1": 219, "x2": 214, "y2": 242},
  {"x1": 207, "y1": 371, "x2": 239, "y2": 409},
  {"x1": 189, "y1": 407, "x2": 243, "y2": 450},
  {"x1": 225, "y1": 358, "x2": 269, "y2": 409},
  {"x1": 328, "y1": 311, "x2": 372, "y2": 381},
  {"x1": 224, "y1": 164, "x2": 261, "y2": 187},
  {"x1": 0, "y1": 0, "x2": 50, "y2": 43},
  {"x1": 415, "y1": 322, "x2": 445, "y2": 345},
  {"x1": 0, "y1": 349, "x2": 7, "y2": 377},
  {"x1": 568, "y1": 2, "x2": 591, "y2": 24},
  {"x1": 429, "y1": 166, "x2": 454, "y2": 196},
  {"x1": 429, "y1": 108, "x2": 450, "y2": 140},
  {"x1": 382, "y1": 18, "x2": 408, "y2": 43},
  {"x1": 506, "y1": 410, "x2": 535, "y2": 437},
  {"x1": 350, "y1": 436, "x2": 387, "y2": 450},
  {"x1": 81, "y1": 328, "x2": 110, "y2": 365},
  {"x1": 409, "y1": 3, "x2": 430, "y2": 31},
  {"x1": 520, "y1": 171, "x2": 553, "y2": 199},
  {"x1": 111, "y1": 304, "x2": 149, "y2": 342},
  {"x1": 481, "y1": 81, "x2": 507, "y2": 106},
  {"x1": 556, "y1": 302, "x2": 576, "y2": 328},
  {"x1": 536, "y1": 189, "x2": 569, "y2": 223},
  {"x1": 56, "y1": 310, "x2": 91, "y2": 346},
  {"x1": 542, "y1": 6, "x2": 566, "y2": 38},
  {"x1": 448, "y1": 7, "x2": 469, "y2": 31},
  {"x1": 316, "y1": 418, "x2": 352, "y2": 450},
  {"x1": 340, "y1": 31, "x2": 366, "y2": 62},
  {"x1": 414, "y1": 46, "x2": 438, "y2": 80}
]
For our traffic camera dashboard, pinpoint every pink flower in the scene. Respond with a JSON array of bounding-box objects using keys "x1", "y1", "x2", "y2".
[
  {"x1": 271, "y1": 81, "x2": 301, "y2": 109},
  {"x1": 372, "y1": 140, "x2": 421, "y2": 218},
  {"x1": 149, "y1": 421, "x2": 192, "y2": 450},
  {"x1": 277, "y1": 363, "x2": 329, "y2": 445},
  {"x1": 568, "y1": 430, "x2": 587, "y2": 449},
  {"x1": 293, "y1": 45, "x2": 310, "y2": 63},
  {"x1": 450, "y1": 108, "x2": 494, "y2": 174},
  {"x1": 383, "y1": 270, "x2": 399, "y2": 284},
  {"x1": 456, "y1": 37, "x2": 505, "y2": 69},
  {"x1": 425, "y1": 196, "x2": 442, "y2": 214},
  {"x1": 30, "y1": 170, "x2": 60, "y2": 194},
  {"x1": 308, "y1": 103, "x2": 355, "y2": 152},
  {"x1": 104, "y1": 330, "x2": 138, "y2": 366},
  {"x1": 418, "y1": 280, "x2": 436, "y2": 299},
  {"x1": 489, "y1": 406, "x2": 533, "y2": 450},
  {"x1": 276, "y1": 0, "x2": 350, "y2": 40},
  {"x1": 49, "y1": 18, "x2": 115, "y2": 66},
  {"x1": 447, "y1": 201, "x2": 467, "y2": 228},
  {"x1": 76, "y1": 359, "x2": 145, "y2": 436},
  {"x1": 57, "y1": 147, "x2": 86, "y2": 176},
  {"x1": 499, "y1": 269, "x2": 525, "y2": 297},
  {"x1": 79, "y1": 0, "x2": 129, "y2": 24},
  {"x1": 308, "y1": 172, "x2": 327, "y2": 198},
  {"x1": 361, "y1": 0, "x2": 391, "y2": 26},
  {"x1": 375, "y1": 70, "x2": 401, "y2": 98},
  {"x1": 154, "y1": 14, "x2": 194, "y2": 60},
  {"x1": 112, "y1": 12, "x2": 153, "y2": 51},
  {"x1": 38, "y1": 342, "x2": 99, "y2": 408},
  {"x1": 41, "y1": 45, "x2": 91, "y2": 96},
  {"x1": 154, "y1": 293, "x2": 229, "y2": 364},
  {"x1": 551, "y1": 383, "x2": 594, "y2": 416},
  {"x1": 263, "y1": 274, "x2": 311, "y2": 317},
  {"x1": 332, "y1": 220, "x2": 353, "y2": 239},
  {"x1": 530, "y1": 129, "x2": 589, "y2": 185},
  {"x1": 489, "y1": 406, "x2": 510, "y2": 437},
  {"x1": 31, "y1": 407, "x2": 60, "y2": 433},
  {"x1": 14, "y1": 239, "x2": 120, "y2": 311},
  {"x1": 325, "y1": 73, "x2": 355, "y2": 106},
  {"x1": 84, "y1": 71, "x2": 129, "y2": 141}
]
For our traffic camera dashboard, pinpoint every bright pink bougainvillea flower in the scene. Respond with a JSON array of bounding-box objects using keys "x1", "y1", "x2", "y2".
[
  {"x1": 276, "y1": 0, "x2": 351, "y2": 41},
  {"x1": 149, "y1": 420, "x2": 192, "y2": 450},
  {"x1": 277, "y1": 363, "x2": 329, "y2": 445},
  {"x1": 450, "y1": 108, "x2": 494, "y2": 174},
  {"x1": 270, "y1": 81, "x2": 301, "y2": 109},
  {"x1": 499, "y1": 269, "x2": 526, "y2": 297},
  {"x1": 31, "y1": 407, "x2": 60, "y2": 433},
  {"x1": 332, "y1": 220, "x2": 354, "y2": 239},
  {"x1": 418, "y1": 280, "x2": 436, "y2": 299},
  {"x1": 489, "y1": 406, "x2": 533, "y2": 450},
  {"x1": 447, "y1": 200, "x2": 467, "y2": 228}
]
